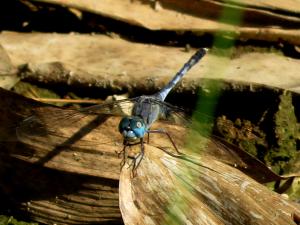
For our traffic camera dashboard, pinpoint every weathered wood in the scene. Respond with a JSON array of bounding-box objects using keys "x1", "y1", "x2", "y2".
[
  {"x1": 0, "y1": 88, "x2": 203, "y2": 224},
  {"x1": 1, "y1": 32, "x2": 300, "y2": 93},
  {"x1": 0, "y1": 88, "x2": 123, "y2": 224},
  {"x1": 0, "y1": 44, "x2": 19, "y2": 89},
  {"x1": 29, "y1": 0, "x2": 300, "y2": 45},
  {"x1": 0, "y1": 88, "x2": 194, "y2": 224},
  {"x1": 119, "y1": 145, "x2": 300, "y2": 225},
  {"x1": 0, "y1": 88, "x2": 299, "y2": 224}
]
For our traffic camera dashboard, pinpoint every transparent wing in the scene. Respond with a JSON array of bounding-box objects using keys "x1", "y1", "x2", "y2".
[
  {"x1": 81, "y1": 95, "x2": 193, "y2": 126},
  {"x1": 15, "y1": 107, "x2": 118, "y2": 147},
  {"x1": 16, "y1": 93, "x2": 242, "y2": 145},
  {"x1": 138, "y1": 98, "x2": 191, "y2": 126},
  {"x1": 15, "y1": 96, "x2": 166, "y2": 147},
  {"x1": 79, "y1": 97, "x2": 139, "y2": 116},
  {"x1": 15, "y1": 96, "x2": 286, "y2": 185},
  {"x1": 14, "y1": 96, "x2": 194, "y2": 156},
  {"x1": 150, "y1": 99, "x2": 283, "y2": 184},
  {"x1": 16, "y1": 97, "x2": 140, "y2": 137},
  {"x1": 14, "y1": 106, "x2": 125, "y2": 175}
]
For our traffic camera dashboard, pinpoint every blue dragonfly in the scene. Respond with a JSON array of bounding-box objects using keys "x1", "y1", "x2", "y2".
[
  {"x1": 16, "y1": 48, "x2": 207, "y2": 171},
  {"x1": 77, "y1": 48, "x2": 207, "y2": 169},
  {"x1": 116, "y1": 48, "x2": 207, "y2": 168}
]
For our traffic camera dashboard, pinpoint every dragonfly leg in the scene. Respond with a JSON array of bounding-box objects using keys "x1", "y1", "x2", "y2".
[
  {"x1": 147, "y1": 132, "x2": 150, "y2": 144},
  {"x1": 116, "y1": 140, "x2": 128, "y2": 170},
  {"x1": 116, "y1": 142, "x2": 125, "y2": 157},
  {"x1": 117, "y1": 139, "x2": 146, "y2": 175},
  {"x1": 130, "y1": 138, "x2": 145, "y2": 177},
  {"x1": 148, "y1": 129, "x2": 182, "y2": 155}
]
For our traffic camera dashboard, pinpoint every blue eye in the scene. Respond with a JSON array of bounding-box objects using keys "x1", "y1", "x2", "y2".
[
  {"x1": 118, "y1": 116, "x2": 146, "y2": 140},
  {"x1": 118, "y1": 117, "x2": 130, "y2": 133},
  {"x1": 132, "y1": 120, "x2": 146, "y2": 138}
]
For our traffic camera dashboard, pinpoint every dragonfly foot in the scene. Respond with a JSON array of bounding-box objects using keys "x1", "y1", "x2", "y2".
[
  {"x1": 129, "y1": 152, "x2": 144, "y2": 177},
  {"x1": 128, "y1": 140, "x2": 145, "y2": 177},
  {"x1": 116, "y1": 149, "x2": 124, "y2": 158},
  {"x1": 116, "y1": 145, "x2": 127, "y2": 170},
  {"x1": 117, "y1": 139, "x2": 145, "y2": 176},
  {"x1": 120, "y1": 158, "x2": 126, "y2": 170}
]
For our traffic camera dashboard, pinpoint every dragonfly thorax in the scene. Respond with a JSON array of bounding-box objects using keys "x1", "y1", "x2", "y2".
[
  {"x1": 118, "y1": 116, "x2": 147, "y2": 142},
  {"x1": 132, "y1": 95, "x2": 161, "y2": 128}
]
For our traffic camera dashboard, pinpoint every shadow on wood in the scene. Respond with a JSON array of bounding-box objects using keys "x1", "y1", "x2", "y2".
[{"x1": 0, "y1": 88, "x2": 123, "y2": 224}]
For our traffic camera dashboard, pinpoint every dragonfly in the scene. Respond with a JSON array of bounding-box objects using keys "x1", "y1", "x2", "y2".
[
  {"x1": 15, "y1": 48, "x2": 207, "y2": 172},
  {"x1": 116, "y1": 48, "x2": 207, "y2": 169}
]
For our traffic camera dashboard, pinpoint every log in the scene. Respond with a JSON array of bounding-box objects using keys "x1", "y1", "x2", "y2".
[
  {"x1": 28, "y1": 0, "x2": 300, "y2": 46},
  {"x1": 119, "y1": 145, "x2": 300, "y2": 225},
  {"x1": 2, "y1": 32, "x2": 300, "y2": 94}
]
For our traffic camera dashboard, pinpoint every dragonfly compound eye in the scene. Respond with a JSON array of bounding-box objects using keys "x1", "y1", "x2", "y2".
[{"x1": 118, "y1": 117, "x2": 130, "y2": 133}]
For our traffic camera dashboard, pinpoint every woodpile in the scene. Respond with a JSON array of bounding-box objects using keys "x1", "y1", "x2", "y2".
[{"x1": 0, "y1": 0, "x2": 300, "y2": 224}]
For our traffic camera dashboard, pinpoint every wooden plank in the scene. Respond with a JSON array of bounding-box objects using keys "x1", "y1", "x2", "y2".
[
  {"x1": 28, "y1": 0, "x2": 300, "y2": 46},
  {"x1": 1, "y1": 32, "x2": 300, "y2": 93}
]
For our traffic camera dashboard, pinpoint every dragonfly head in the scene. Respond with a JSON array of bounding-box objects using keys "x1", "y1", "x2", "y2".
[{"x1": 118, "y1": 116, "x2": 147, "y2": 142}]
